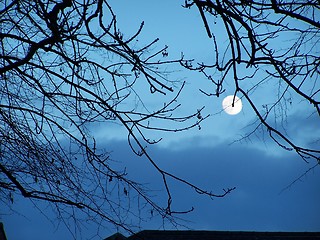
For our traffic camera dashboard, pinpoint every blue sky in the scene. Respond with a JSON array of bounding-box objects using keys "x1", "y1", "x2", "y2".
[{"x1": 1, "y1": 1, "x2": 320, "y2": 239}]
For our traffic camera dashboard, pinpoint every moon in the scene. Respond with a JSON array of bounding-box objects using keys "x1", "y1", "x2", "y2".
[{"x1": 222, "y1": 95, "x2": 242, "y2": 115}]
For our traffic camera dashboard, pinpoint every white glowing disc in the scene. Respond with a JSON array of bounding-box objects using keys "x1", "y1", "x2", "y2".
[{"x1": 222, "y1": 95, "x2": 242, "y2": 115}]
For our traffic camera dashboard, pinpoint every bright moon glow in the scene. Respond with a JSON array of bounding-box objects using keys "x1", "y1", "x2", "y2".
[{"x1": 222, "y1": 95, "x2": 242, "y2": 115}]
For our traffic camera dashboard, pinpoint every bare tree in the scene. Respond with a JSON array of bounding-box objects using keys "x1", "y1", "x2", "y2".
[
  {"x1": 1, "y1": 0, "x2": 319, "y2": 237},
  {"x1": 182, "y1": 1, "x2": 319, "y2": 163},
  {"x1": 0, "y1": 0, "x2": 233, "y2": 237}
]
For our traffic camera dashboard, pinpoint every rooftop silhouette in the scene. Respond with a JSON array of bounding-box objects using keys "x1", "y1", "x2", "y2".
[{"x1": 105, "y1": 230, "x2": 320, "y2": 240}]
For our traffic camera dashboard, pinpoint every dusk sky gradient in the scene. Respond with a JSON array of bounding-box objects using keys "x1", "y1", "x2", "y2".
[{"x1": 1, "y1": 1, "x2": 320, "y2": 240}]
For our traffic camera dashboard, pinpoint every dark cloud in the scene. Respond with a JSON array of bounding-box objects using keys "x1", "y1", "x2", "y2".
[
  {"x1": 107, "y1": 137, "x2": 320, "y2": 231},
  {"x1": 2, "y1": 137, "x2": 319, "y2": 240}
]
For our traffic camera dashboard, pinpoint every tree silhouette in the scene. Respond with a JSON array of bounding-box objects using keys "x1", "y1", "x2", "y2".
[
  {"x1": 0, "y1": 0, "x2": 232, "y2": 236},
  {"x1": 0, "y1": 0, "x2": 319, "y2": 237},
  {"x1": 182, "y1": 0, "x2": 319, "y2": 163}
]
